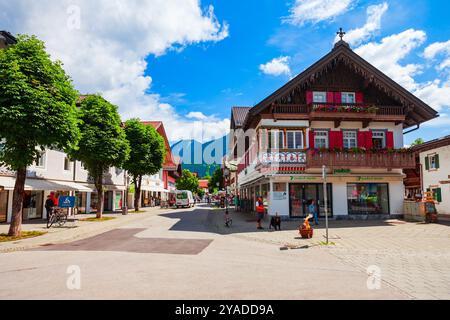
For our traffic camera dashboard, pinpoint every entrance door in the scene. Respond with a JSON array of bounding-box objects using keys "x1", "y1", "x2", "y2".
[{"x1": 289, "y1": 184, "x2": 333, "y2": 218}]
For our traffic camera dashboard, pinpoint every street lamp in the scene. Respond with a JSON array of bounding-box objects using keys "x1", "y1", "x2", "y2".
[{"x1": 223, "y1": 168, "x2": 230, "y2": 214}]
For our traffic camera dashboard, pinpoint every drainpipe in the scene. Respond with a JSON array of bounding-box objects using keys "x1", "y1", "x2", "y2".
[{"x1": 403, "y1": 124, "x2": 420, "y2": 135}]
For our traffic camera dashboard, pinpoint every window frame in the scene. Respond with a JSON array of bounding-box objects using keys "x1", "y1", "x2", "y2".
[
  {"x1": 268, "y1": 130, "x2": 285, "y2": 150},
  {"x1": 341, "y1": 92, "x2": 356, "y2": 104},
  {"x1": 34, "y1": 151, "x2": 47, "y2": 169},
  {"x1": 371, "y1": 130, "x2": 387, "y2": 149},
  {"x1": 313, "y1": 91, "x2": 327, "y2": 103},
  {"x1": 287, "y1": 130, "x2": 304, "y2": 150},
  {"x1": 428, "y1": 154, "x2": 439, "y2": 171},
  {"x1": 64, "y1": 157, "x2": 71, "y2": 172},
  {"x1": 314, "y1": 130, "x2": 329, "y2": 149},
  {"x1": 343, "y1": 130, "x2": 358, "y2": 149}
]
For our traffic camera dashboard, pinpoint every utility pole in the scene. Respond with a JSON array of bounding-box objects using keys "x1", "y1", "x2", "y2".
[{"x1": 323, "y1": 165, "x2": 329, "y2": 244}]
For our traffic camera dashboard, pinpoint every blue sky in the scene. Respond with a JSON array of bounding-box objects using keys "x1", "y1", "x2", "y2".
[
  {"x1": 145, "y1": 0, "x2": 450, "y2": 145},
  {"x1": 2, "y1": 0, "x2": 450, "y2": 144}
]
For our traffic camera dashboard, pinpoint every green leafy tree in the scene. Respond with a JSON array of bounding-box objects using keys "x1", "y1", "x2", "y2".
[
  {"x1": 0, "y1": 35, "x2": 80, "y2": 236},
  {"x1": 209, "y1": 167, "x2": 224, "y2": 193},
  {"x1": 68, "y1": 95, "x2": 130, "y2": 218},
  {"x1": 176, "y1": 170, "x2": 199, "y2": 194},
  {"x1": 123, "y1": 119, "x2": 165, "y2": 212},
  {"x1": 411, "y1": 138, "x2": 425, "y2": 146}
]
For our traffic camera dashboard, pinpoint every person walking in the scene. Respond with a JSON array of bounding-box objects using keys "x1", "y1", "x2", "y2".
[
  {"x1": 309, "y1": 200, "x2": 319, "y2": 226},
  {"x1": 256, "y1": 197, "x2": 265, "y2": 230},
  {"x1": 45, "y1": 195, "x2": 55, "y2": 221}
]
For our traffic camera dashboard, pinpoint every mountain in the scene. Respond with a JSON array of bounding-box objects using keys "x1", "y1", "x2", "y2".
[{"x1": 171, "y1": 135, "x2": 229, "y2": 178}]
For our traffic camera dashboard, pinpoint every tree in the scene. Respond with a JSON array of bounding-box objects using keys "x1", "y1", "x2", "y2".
[
  {"x1": 176, "y1": 170, "x2": 199, "y2": 194},
  {"x1": 123, "y1": 119, "x2": 165, "y2": 212},
  {"x1": 68, "y1": 95, "x2": 130, "y2": 218},
  {"x1": 411, "y1": 138, "x2": 425, "y2": 146},
  {"x1": 208, "y1": 167, "x2": 224, "y2": 193},
  {"x1": 0, "y1": 35, "x2": 80, "y2": 236}
]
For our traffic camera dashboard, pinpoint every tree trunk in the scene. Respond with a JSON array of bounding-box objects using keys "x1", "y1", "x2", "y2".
[
  {"x1": 8, "y1": 167, "x2": 27, "y2": 237},
  {"x1": 96, "y1": 174, "x2": 104, "y2": 219},
  {"x1": 134, "y1": 175, "x2": 142, "y2": 212}
]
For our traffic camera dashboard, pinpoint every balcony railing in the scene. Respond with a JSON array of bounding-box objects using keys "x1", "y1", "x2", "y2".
[
  {"x1": 306, "y1": 149, "x2": 416, "y2": 169},
  {"x1": 272, "y1": 103, "x2": 404, "y2": 116}
]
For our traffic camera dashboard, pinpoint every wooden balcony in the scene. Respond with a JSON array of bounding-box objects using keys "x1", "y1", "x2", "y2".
[
  {"x1": 306, "y1": 149, "x2": 416, "y2": 169},
  {"x1": 272, "y1": 103, "x2": 405, "y2": 127}
]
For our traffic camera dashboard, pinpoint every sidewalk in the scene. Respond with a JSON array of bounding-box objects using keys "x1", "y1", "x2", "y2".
[{"x1": 0, "y1": 207, "x2": 169, "y2": 253}]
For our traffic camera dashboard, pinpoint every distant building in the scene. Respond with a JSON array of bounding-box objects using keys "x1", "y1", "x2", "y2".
[
  {"x1": 408, "y1": 136, "x2": 450, "y2": 218},
  {"x1": 198, "y1": 180, "x2": 209, "y2": 194},
  {"x1": 0, "y1": 31, "x2": 16, "y2": 49}
]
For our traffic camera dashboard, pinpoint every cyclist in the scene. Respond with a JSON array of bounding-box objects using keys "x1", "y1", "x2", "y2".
[{"x1": 45, "y1": 195, "x2": 55, "y2": 222}]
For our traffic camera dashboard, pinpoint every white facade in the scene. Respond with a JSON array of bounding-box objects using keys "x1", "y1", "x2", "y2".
[
  {"x1": 0, "y1": 148, "x2": 127, "y2": 223},
  {"x1": 420, "y1": 145, "x2": 450, "y2": 215}
]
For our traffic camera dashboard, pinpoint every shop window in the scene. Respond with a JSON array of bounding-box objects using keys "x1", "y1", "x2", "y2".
[
  {"x1": 347, "y1": 183, "x2": 389, "y2": 215},
  {"x1": 22, "y1": 191, "x2": 43, "y2": 220},
  {"x1": 341, "y1": 92, "x2": 356, "y2": 104},
  {"x1": 287, "y1": 131, "x2": 304, "y2": 149},
  {"x1": 314, "y1": 130, "x2": 329, "y2": 149},
  {"x1": 372, "y1": 131, "x2": 386, "y2": 149},
  {"x1": 343, "y1": 131, "x2": 357, "y2": 149},
  {"x1": 313, "y1": 92, "x2": 327, "y2": 103}
]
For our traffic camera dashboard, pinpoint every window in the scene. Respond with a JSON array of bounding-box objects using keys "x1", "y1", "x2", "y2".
[
  {"x1": 427, "y1": 154, "x2": 440, "y2": 170},
  {"x1": 347, "y1": 183, "x2": 390, "y2": 215},
  {"x1": 34, "y1": 151, "x2": 46, "y2": 168},
  {"x1": 64, "y1": 157, "x2": 71, "y2": 171},
  {"x1": 343, "y1": 131, "x2": 357, "y2": 149},
  {"x1": 313, "y1": 92, "x2": 327, "y2": 103},
  {"x1": 268, "y1": 130, "x2": 285, "y2": 150},
  {"x1": 341, "y1": 92, "x2": 356, "y2": 104},
  {"x1": 314, "y1": 130, "x2": 329, "y2": 149},
  {"x1": 430, "y1": 187, "x2": 442, "y2": 203},
  {"x1": 287, "y1": 131, "x2": 304, "y2": 149},
  {"x1": 372, "y1": 131, "x2": 386, "y2": 149}
]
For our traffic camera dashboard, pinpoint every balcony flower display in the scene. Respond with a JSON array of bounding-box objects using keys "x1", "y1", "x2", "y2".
[
  {"x1": 311, "y1": 147, "x2": 412, "y2": 155},
  {"x1": 312, "y1": 104, "x2": 378, "y2": 114}
]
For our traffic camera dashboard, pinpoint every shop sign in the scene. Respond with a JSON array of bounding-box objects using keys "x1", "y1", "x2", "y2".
[
  {"x1": 58, "y1": 196, "x2": 76, "y2": 208},
  {"x1": 261, "y1": 152, "x2": 306, "y2": 165},
  {"x1": 290, "y1": 176, "x2": 317, "y2": 181},
  {"x1": 334, "y1": 169, "x2": 351, "y2": 175},
  {"x1": 358, "y1": 177, "x2": 385, "y2": 182}
]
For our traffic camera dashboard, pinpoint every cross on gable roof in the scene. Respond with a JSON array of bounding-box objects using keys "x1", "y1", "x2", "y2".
[{"x1": 242, "y1": 40, "x2": 438, "y2": 130}]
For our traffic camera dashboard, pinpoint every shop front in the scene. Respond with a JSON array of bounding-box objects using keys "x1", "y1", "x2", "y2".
[
  {"x1": 289, "y1": 183, "x2": 333, "y2": 218},
  {"x1": 0, "y1": 190, "x2": 9, "y2": 223},
  {"x1": 347, "y1": 183, "x2": 390, "y2": 215}
]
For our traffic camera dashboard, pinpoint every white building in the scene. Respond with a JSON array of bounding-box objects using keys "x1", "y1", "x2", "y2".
[
  {"x1": 412, "y1": 136, "x2": 450, "y2": 218},
  {"x1": 0, "y1": 149, "x2": 127, "y2": 223}
]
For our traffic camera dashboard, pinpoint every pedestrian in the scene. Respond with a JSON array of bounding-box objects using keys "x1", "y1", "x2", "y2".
[
  {"x1": 309, "y1": 200, "x2": 319, "y2": 226},
  {"x1": 256, "y1": 197, "x2": 265, "y2": 230},
  {"x1": 45, "y1": 195, "x2": 55, "y2": 221}
]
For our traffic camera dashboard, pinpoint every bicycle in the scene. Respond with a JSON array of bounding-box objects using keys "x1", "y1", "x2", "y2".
[
  {"x1": 47, "y1": 208, "x2": 68, "y2": 228},
  {"x1": 224, "y1": 212, "x2": 233, "y2": 228}
]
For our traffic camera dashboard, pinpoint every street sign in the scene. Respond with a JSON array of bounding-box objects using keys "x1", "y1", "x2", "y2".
[{"x1": 58, "y1": 196, "x2": 76, "y2": 209}]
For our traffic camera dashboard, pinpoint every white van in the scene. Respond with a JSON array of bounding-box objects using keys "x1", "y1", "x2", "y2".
[{"x1": 175, "y1": 190, "x2": 195, "y2": 208}]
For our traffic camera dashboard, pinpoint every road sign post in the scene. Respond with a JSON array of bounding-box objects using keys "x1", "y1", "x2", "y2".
[{"x1": 322, "y1": 165, "x2": 329, "y2": 244}]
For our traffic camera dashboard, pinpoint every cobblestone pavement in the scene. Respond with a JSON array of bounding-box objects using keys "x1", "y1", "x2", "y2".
[{"x1": 211, "y1": 209, "x2": 450, "y2": 300}]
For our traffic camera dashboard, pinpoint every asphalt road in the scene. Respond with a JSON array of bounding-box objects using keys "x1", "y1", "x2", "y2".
[{"x1": 0, "y1": 205, "x2": 408, "y2": 300}]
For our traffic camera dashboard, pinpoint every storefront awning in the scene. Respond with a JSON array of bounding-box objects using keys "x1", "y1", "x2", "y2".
[
  {"x1": 141, "y1": 185, "x2": 169, "y2": 193},
  {"x1": 0, "y1": 176, "x2": 94, "y2": 192},
  {"x1": 83, "y1": 184, "x2": 126, "y2": 192}
]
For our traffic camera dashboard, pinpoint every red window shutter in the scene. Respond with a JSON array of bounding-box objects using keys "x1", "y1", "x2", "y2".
[
  {"x1": 358, "y1": 131, "x2": 365, "y2": 148},
  {"x1": 356, "y1": 92, "x2": 364, "y2": 104},
  {"x1": 334, "y1": 92, "x2": 342, "y2": 104},
  {"x1": 336, "y1": 131, "x2": 344, "y2": 149},
  {"x1": 386, "y1": 131, "x2": 394, "y2": 149},
  {"x1": 306, "y1": 91, "x2": 313, "y2": 104},
  {"x1": 327, "y1": 92, "x2": 334, "y2": 104},
  {"x1": 329, "y1": 131, "x2": 336, "y2": 149},
  {"x1": 365, "y1": 131, "x2": 373, "y2": 149},
  {"x1": 309, "y1": 130, "x2": 315, "y2": 149}
]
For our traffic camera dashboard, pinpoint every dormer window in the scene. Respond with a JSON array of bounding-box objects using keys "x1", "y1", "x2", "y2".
[
  {"x1": 313, "y1": 92, "x2": 327, "y2": 103},
  {"x1": 341, "y1": 92, "x2": 356, "y2": 104}
]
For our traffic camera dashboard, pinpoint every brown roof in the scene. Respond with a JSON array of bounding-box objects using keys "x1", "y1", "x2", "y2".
[
  {"x1": 242, "y1": 40, "x2": 438, "y2": 130},
  {"x1": 412, "y1": 135, "x2": 450, "y2": 154},
  {"x1": 230, "y1": 107, "x2": 251, "y2": 129},
  {"x1": 0, "y1": 31, "x2": 17, "y2": 45},
  {"x1": 141, "y1": 121, "x2": 177, "y2": 170}
]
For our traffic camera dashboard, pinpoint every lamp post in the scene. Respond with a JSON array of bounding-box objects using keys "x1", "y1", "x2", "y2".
[{"x1": 123, "y1": 171, "x2": 130, "y2": 215}]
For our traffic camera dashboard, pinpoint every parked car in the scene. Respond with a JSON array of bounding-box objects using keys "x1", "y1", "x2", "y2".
[{"x1": 175, "y1": 190, "x2": 195, "y2": 208}]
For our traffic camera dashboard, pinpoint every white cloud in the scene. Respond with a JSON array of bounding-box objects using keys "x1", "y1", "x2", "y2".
[
  {"x1": 413, "y1": 80, "x2": 450, "y2": 112},
  {"x1": 259, "y1": 56, "x2": 291, "y2": 77},
  {"x1": 0, "y1": 0, "x2": 229, "y2": 141},
  {"x1": 341, "y1": 2, "x2": 388, "y2": 46},
  {"x1": 424, "y1": 40, "x2": 450, "y2": 71},
  {"x1": 285, "y1": 0, "x2": 354, "y2": 25},
  {"x1": 355, "y1": 29, "x2": 427, "y2": 91},
  {"x1": 422, "y1": 113, "x2": 450, "y2": 128},
  {"x1": 186, "y1": 112, "x2": 209, "y2": 120}
]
